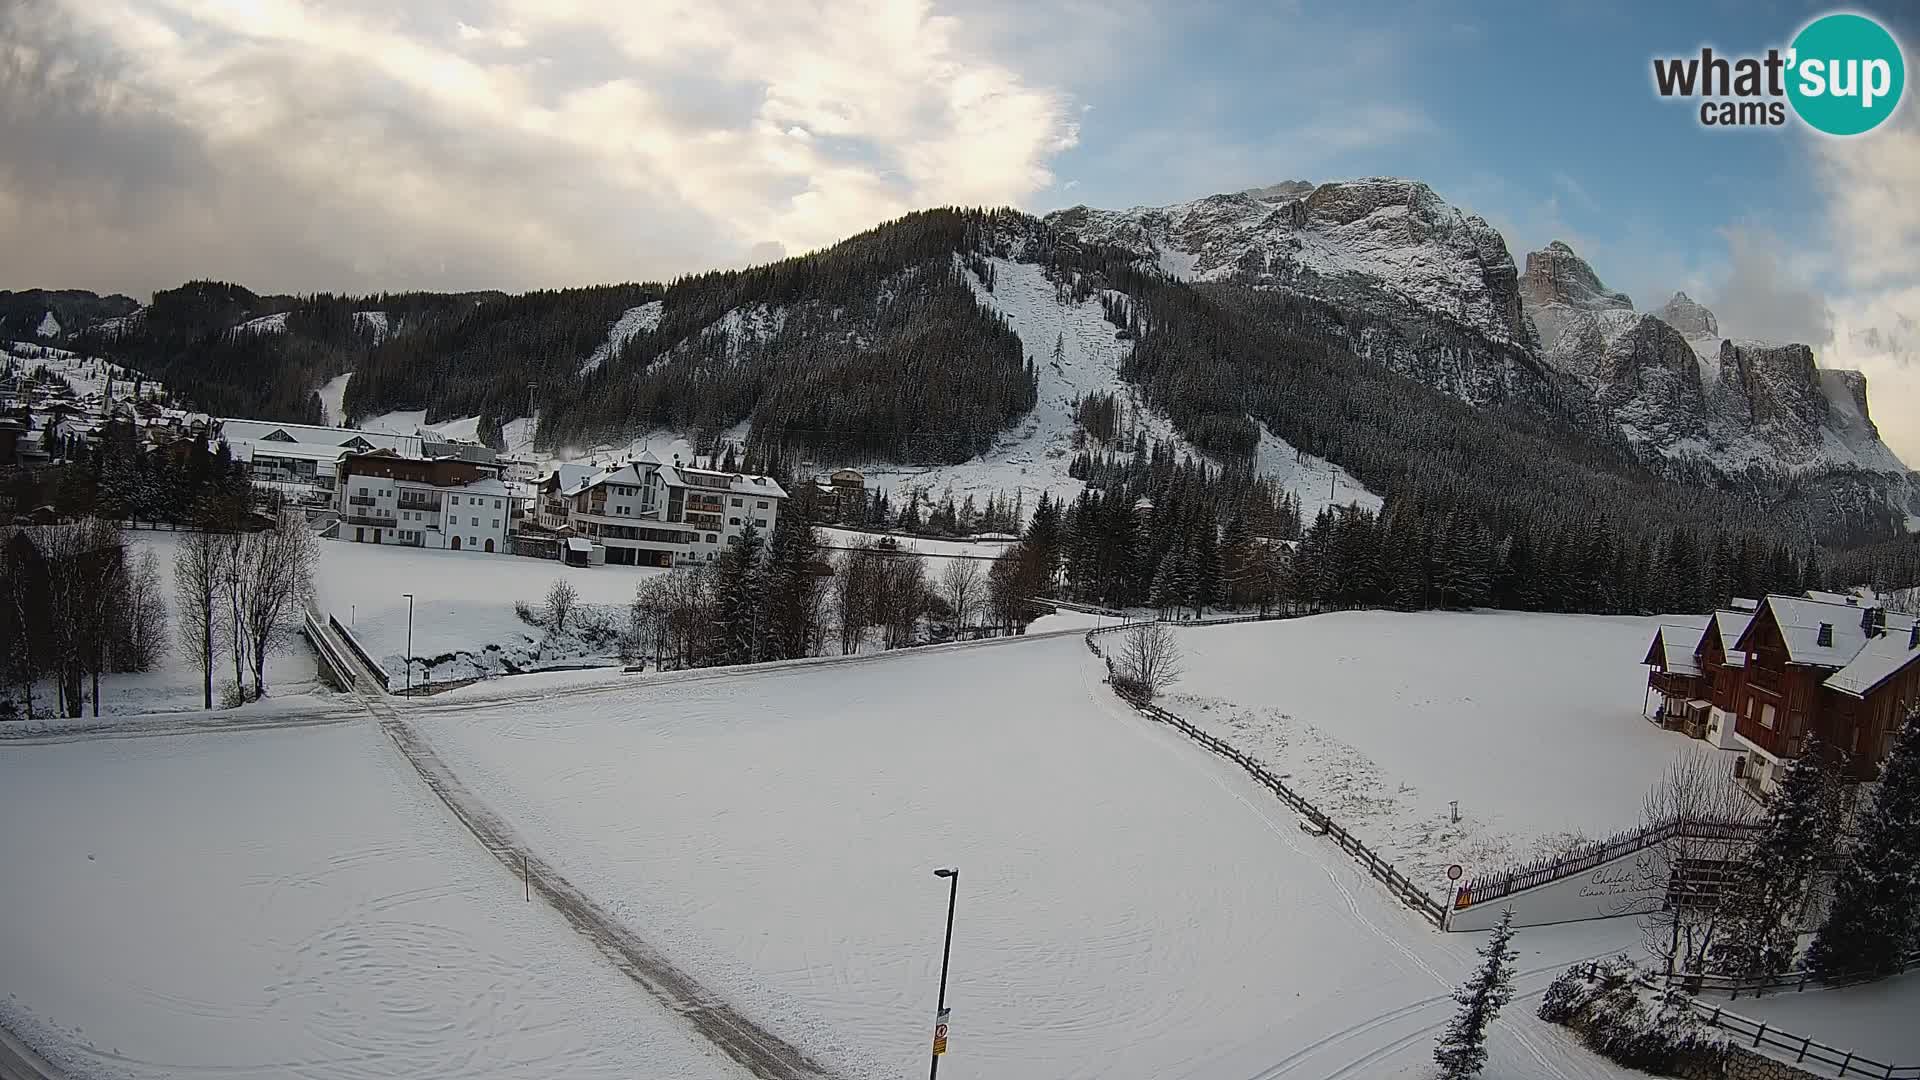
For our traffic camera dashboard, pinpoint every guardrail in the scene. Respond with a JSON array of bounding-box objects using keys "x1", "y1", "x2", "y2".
[
  {"x1": 1455, "y1": 817, "x2": 1761, "y2": 912},
  {"x1": 312, "y1": 605, "x2": 390, "y2": 691},
  {"x1": 1085, "y1": 621, "x2": 1447, "y2": 926}
]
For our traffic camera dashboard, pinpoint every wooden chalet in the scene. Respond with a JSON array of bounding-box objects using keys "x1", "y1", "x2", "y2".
[{"x1": 1728, "y1": 594, "x2": 1920, "y2": 796}]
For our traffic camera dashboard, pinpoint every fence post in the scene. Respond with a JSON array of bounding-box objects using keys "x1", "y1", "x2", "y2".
[
  {"x1": 1837, "y1": 1051, "x2": 1853, "y2": 1076},
  {"x1": 1753, "y1": 1022, "x2": 1765, "y2": 1048},
  {"x1": 1797, "y1": 1037, "x2": 1809, "y2": 1063}
]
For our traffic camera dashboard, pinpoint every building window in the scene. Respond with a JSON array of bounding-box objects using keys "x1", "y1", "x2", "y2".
[
  {"x1": 491, "y1": 519, "x2": 499, "y2": 528},
  {"x1": 731, "y1": 497, "x2": 742, "y2": 506},
  {"x1": 757, "y1": 500, "x2": 767, "y2": 508},
  {"x1": 1760, "y1": 703, "x2": 1777, "y2": 730},
  {"x1": 471, "y1": 516, "x2": 480, "y2": 526},
  {"x1": 494, "y1": 499, "x2": 502, "y2": 509},
  {"x1": 729, "y1": 517, "x2": 740, "y2": 526},
  {"x1": 754, "y1": 519, "x2": 767, "y2": 529},
  {"x1": 705, "y1": 533, "x2": 716, "y2": 543},
  {"x1": 451, "y1": 496, "x2": 459, "y2": 505}
]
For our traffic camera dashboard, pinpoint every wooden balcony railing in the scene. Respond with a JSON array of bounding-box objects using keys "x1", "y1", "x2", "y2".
[{"x1": 1746, "y1": 665, "x2": 1783, "y2": 694}]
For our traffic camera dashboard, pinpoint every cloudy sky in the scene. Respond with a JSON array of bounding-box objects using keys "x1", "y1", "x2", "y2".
[{"x1": 2, "y1": 0, "x2": 1916, "y2": 461}]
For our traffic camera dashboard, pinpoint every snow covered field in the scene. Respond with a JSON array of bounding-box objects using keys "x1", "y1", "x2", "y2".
[
  {"x1": 414, "y1": 633, "x2": 1648, "y2": 1080},
  {"x1": 0, "y1": 721, "x2": 739, "y2": 1080},
  {"x1": 1163, "y1": 611, "x2": 1718, "y2": 893},
  {"x1": 312, "y1": 542, "x2": 665, "y2": 685}
]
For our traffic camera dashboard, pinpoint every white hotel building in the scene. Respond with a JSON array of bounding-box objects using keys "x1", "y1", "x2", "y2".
[{"x1": 538, "y1": 450, "x2": 787, "y2": 566}]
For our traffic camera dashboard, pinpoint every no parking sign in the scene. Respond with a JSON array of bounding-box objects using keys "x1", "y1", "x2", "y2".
[{"x1": 932, "y1": 1007, "x2": 950, "y2": 1056}]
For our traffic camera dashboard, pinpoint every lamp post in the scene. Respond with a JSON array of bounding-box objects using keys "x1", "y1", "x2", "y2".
[
  {"x1": 402, "y1": 592, "x2": 414, "y2": 695},
  {"x1": 929, "y1": 867, "x2": 958, "y2": 1080}
]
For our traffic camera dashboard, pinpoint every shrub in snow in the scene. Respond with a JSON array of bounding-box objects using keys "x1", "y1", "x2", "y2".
[
  {"x1": 1538, "y1": 956, "x2": 1727, "y2": 1075},
  {"x1": 545, "y1": 579, "x2": 579, "y2": 633},
  {"x1": 514, "y1": 599, "x2": 540, "y2": 627}
]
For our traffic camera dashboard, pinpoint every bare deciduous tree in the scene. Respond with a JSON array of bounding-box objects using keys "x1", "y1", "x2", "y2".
[
  {"x1": 545, "y1": 577, "x2": 580, "y2": 633},
  {"x1": 118, "y1": 549, "x2": 169, "y2": 672},
  {"x1": 174, "y1": 531, "x2": 224, "y2": 710},
  {"x1": 1116, "y1": 621, "x2": 1182, "y2": 699},
  {"x1": 1638, "y1": 753, "x2": 1756, "y2": 980},
  {"x1": 940, "y1": 559, "x2": 983, "y2": 633},
  {"x1": 833, "y1": 543, "x2": 878, "y2": 655},
  {"x1": 236, "y1": 513, "x2": 318, "y2": 698}
]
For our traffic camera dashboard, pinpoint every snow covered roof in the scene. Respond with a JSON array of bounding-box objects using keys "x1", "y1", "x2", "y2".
[
  {"x1": 1741, "y1": 594, "x2": 1919, "y2": 670},
  {"x1": 675, "y1": 465, "x2": 788, "y2": 500},
  {"x1": 453, "y1": 477, "x2": 510, "y2": 498},
  {"x1": 1729, "y1": 597, "x2": 1759, "y2": 611},
  {"x1": 1823, "y1": 626, "x2": 1920, "y2": 698},
  {"x1": 1644, "y1": 624, "x2": 1704, "y2": 675},
  {"x1": 1705, "y1": 610, "x2": 1753, "y2": 668},
  {"x1": 566, "y1": 537, "x2": 593, "y2": 553},
  {"x1": 1660, "y1": 625, "x2": 1704, "y2": 675},
  {"x1": 1805, "y1": 589, "x2": 1878, "y2": 609},
  {"x1": 219, "y1": 418, "x2": 422, "y2": 458},
  {"x1": 243, "y1": 441, "x2": 350, "y2": 463},
  {"x1": 543, "y1": 463, "x2": 601, "y2": 496}
]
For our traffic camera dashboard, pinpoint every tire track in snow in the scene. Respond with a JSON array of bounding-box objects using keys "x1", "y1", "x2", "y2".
[{"x1": 309, "y1": 615, "x2": 837, "y2": 1080}]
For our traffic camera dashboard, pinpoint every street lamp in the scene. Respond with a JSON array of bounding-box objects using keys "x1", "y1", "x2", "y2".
[
  {"x1": 929, "y1": 867, "x2": 958, "y2": 1080},
  {"x1": 402, "y1": 592, "x2": 414, "y2": 695}
]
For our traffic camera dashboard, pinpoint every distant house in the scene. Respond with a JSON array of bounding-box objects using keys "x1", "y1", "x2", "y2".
[{"x1": 828, "y1": 469, "x2": 866, "y2": 522}]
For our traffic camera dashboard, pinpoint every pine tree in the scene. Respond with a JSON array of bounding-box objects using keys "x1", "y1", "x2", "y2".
[
  {"x1": 1708, "y1": 740, "x2": 1842, "y2": 979},
  {"x1": 1806, "y1": 707, "x2": 1920, "y2": 981},
  {"x1": 712, "y1": 521, "x2": 766, "y2": 665},
  {"x1": 761, "y1": 514, "x2": 821, "y2": 660},
  {"x1": 1434, "y1": 908, "x2": 1518, "y2": 1079}
]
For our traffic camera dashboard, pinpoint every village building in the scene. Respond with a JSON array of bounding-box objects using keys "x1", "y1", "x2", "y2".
[
  {"x1": 529, "y1": 451, "x2": 787, "y2": 567},
  {"x1": 1647, "y1": 592, "x2": 1920, "y2": 799},
  {"x1": 335, "y1": 449, "x2": 511, "y2": 552}
]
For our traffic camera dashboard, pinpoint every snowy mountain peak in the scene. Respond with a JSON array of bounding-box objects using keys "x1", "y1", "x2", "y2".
[
  {"x1": 1046, "y1": 176, "x2": 1537, "y2": 384},
  {"x1": 1656, "y1": 291, "x2": 1718, "y2": 338},
  {"x1": 1520, "y1": 241, "x2": 1632, "y2": 313}
]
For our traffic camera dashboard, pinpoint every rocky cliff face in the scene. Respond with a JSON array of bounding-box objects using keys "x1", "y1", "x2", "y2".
[
  {"x1": 1046, "y1": 177, "x2": 1554, "y2": 408},
  {"x1": 1518, "y1": 241, "x2": 1910, "y2": 515}
]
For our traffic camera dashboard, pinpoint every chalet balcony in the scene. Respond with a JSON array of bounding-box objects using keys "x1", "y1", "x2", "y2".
[
  {"x1": 343, "y1": 514, "x2": 391, "y2": 527},
  {"x1": 1648, "y1": 671, "x2": 1701, "y2": 698},
  {"x1": 1745, "y1": 665, "x2": 1783, "y2": 695},
  {"x1": 348, "y1": 495, "x2": 379, "y2": 507},
  {"x1": 398, "y1": 495, "x2": 442, "y2": 512},
  {"x1": 1734, "y1": 713, "x2": 1803, "y2": 759}
]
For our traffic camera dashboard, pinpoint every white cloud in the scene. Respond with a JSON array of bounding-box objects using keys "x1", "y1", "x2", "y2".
[
  {"x1": 1811, "y1": 111, "x2": 1920, "y2": 468},
  {"x1": 0, "y1": 0, "x2": 1078, "y2": 295}
]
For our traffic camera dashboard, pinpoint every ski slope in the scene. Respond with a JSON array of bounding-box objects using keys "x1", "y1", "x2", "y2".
[
  {"x1": 1165, "y1": 611, "x2": 1719, "y2": 891},
  {"x1": 414, "y1": 633, "x2": 1649, "y2": 1080},
  {"x1": 0, "y1": 721, "x2": 741, "y2": 1080}
]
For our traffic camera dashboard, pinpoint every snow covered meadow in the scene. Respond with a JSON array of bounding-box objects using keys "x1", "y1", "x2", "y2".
[
  {"x1": 1162, "y1": 610, "x2": 1720, "y2": 894},
  {"x1": 409, "y1": 633, "x2": 1650, "y2": 1080},
  {"x1": 311, "y1": 541, "x2": 665, "y2": 686},
  {"x1": 0, "y1": 720, "x2": 737, "y2": 1080}
]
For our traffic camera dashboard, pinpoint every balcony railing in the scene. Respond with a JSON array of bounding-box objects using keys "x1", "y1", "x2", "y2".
[
  {"x1": 1746, "y1": 665, "x2": 1783, "y2": 694},
  {"x1": 343, "y1": 513, "x2": 391, "y2": 527},
  {"x1": 348, "y1": 495, "x2": 379, "y2": 507},
  {"x1": 398, "y1": 497, "x2": 442, "y2": 512}
]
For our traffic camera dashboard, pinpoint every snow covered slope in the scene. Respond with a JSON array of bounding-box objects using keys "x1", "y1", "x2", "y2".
[
  {"x1": 417, "y1": 633, "x2": 1652, "y2": 1080},
  {"x1": 578, "y1": 300, "x2": 662, "y2": 375},
  {"x1": 0, "y1": 722, "x2": 741, "y2": 1079},
  {"x1": 316, "y1": 371, "x2": 353, "y2": 426},
  {"x1": 846, "y1": 255, "x2": 1380, "y2": 517}
]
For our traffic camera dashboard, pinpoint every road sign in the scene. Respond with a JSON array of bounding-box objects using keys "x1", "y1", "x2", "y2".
[
  {"x1": 1447, "y1": 864, "x2": 1464, "y2": 882},
  {"x1": 932, "y1": 1008, "x2": 950, "y2": 1056}
]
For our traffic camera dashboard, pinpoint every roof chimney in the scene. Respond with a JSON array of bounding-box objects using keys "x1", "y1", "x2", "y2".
[
  {"x1": 1862, "y1": 606, "x2": 1885, "y2": 638},
  {"x1": 1816, "y1": 623, "x2": 1833, "y2": 648}
]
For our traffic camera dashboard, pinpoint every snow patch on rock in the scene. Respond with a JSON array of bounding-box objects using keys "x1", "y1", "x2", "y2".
[
  {"x1": 317, "y1": 372, "x2": 353, "y2": 427},
  {"x1": 232, "y1": 312, "x2": 289, "y2": 335}
]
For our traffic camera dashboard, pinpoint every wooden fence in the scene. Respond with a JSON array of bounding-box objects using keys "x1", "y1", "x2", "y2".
[
  {"x1": 1454, "y1": 816, "x2": 1762, "y2": 912},
  {"x1": 1085, "y1": 622, "x2": 1448, "y2": 926},
  {"x1": 1661, "y1": 949, "x2": 1920, "y2": 1000},
  {"x1": 320, "y1": 608, "x2": 391, "y2": 691},
  {"x1": 1669, "y1": 988, "x2": 1919, "y2": 1078}
]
